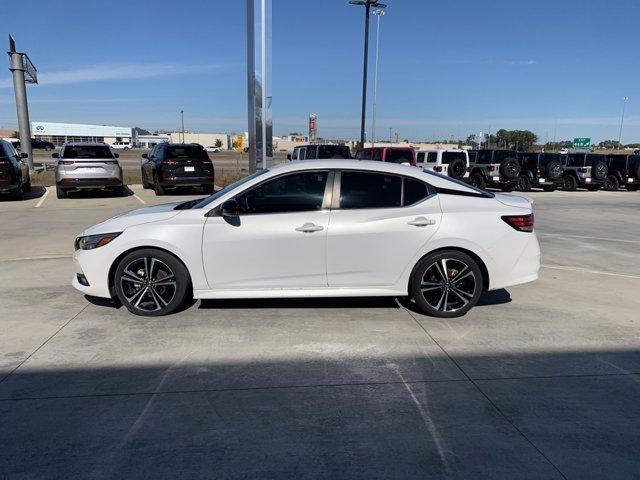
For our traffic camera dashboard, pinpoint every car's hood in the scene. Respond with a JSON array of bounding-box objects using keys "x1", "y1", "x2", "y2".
[
  {"x1": 494, "y1": 193, "x2": 533, "y2": 210},
  {"x1": 81, "y1": 201, "x2": 183, "y2": 236}
]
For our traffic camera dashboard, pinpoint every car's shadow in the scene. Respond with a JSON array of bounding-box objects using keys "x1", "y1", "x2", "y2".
[
  {"x1": 0, "y1": 186, "x2": 47, "y2": 202},
  {"x1": 64, "y1": 186, "x2": 134, "y2": 199},
  {"x1": 399, "y1": 288, "x2": 512, "y2": 315}
]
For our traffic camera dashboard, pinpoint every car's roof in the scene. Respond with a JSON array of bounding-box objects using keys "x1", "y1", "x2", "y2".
[
  {"x1": 62, "y1": 142, "x2": 109, "y2": 147},
  {"x1": 269, "y1": 159, "x2": 481, "y2": 193}
]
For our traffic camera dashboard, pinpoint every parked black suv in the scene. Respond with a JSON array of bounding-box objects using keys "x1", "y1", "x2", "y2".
[
  {"x1": 517, "y1": 152, "x2": 564, "y2": 191},
  {"x1": 561, "y1": 153, "x2": 608, "y2": 191},
  {"x1": 31, "y1": 138, "x2": 55, "y2": 151},
  {"x1": 288, "y1": 144, "x2": 351, "y2": 160},
  {"x1": 467, "y1": 149, "x2": 521, "y2": 190},
  {"x1": 141, "y1": 143, "x2": 214, "y2": 195},
  {"x1": 0, "y1": 139, "x2": 31, "y2": 199},
  {"x1": 604, "y1": 154, "x2": 640, "y2": 191}
]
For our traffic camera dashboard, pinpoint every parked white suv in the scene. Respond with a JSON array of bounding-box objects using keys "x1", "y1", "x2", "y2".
[
  {"x1": 417, "y1": 150, "x2": 469, "y2": 180},
  {"x1": 111, "y1": 142, "x2": 132, "y2": 150}
]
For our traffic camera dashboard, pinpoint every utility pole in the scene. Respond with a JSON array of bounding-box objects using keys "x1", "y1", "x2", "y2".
[
  {"x1": 618, "y1": 96, "x2": 629, "y2": 150},
  {"x1": 388, "y1": 127, "x2": 392, "y2": 143},
  {"x1": 180, "y1": 110, "x2": 185, "y2": 143},
  {"x1": 394, "y1": 131, "x2": 399, "y2": 143},
  {"x1": 370, "y1": 8, "x2": 386, "y2": 147},
  {"x1": 7, "y1": 35, "x2": 37, "y2": 171}
]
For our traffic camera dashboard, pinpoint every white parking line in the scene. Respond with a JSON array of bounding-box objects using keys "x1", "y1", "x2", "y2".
[
  {"x1": 542, "y1": 264, "x2": 640, "y2": 280},
  {"x1": 539, "y1": 232, "x2": 640, "y2": 245},
  {"x1": 2, "y1": 254, "x2": 72, "y2": 262},
  {"x1": 133, "y1": 194, "x2": 147, "y2": 205},
  {"x1": 34, "y1": 186, "x2": 50, "y2": 208}
]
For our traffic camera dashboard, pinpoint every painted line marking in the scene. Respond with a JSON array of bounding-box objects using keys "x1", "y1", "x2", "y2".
[
  {"x1": 2, "y1": 254, "x2": 72, "y2": 263},
  {"x1": 539, "y1": 232, "x2": 640, "y2": 245},
  {"x1": 542, "y1": 264, "x2": 640, "y2": 280},
  {"x1": 133, "y1": 194, "x2": 147, "y2": 205},
  {"x1": 34, "y1": 186, "x2": 50, "y2": 208}
]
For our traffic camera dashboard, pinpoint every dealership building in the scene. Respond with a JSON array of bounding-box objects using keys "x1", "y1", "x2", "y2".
[{"x1": 31, "y1": 121, "x2": 132, "y2": 146}]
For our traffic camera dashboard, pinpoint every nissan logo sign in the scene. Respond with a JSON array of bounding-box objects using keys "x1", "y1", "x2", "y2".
[{"x1": 35, "y1": 125, "x2": 44, "y2": 131}]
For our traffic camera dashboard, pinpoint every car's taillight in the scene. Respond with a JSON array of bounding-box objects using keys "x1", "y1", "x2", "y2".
[
  {"x1": 578, "y1": 167, "x2": 588, "y2": 173},
  {"x1": 537, "y1": 167, "x2": 544, "y2": 174},
  {"x1": 489, "y1": 165, "x2": 496, "y2": 171},
  {"x1": 58, "y1": 160, "x2": 75, "y2": 165},
  {"x1": 434, "y1": 165, "x2": 443, "y2": 172},
  {"x1": 502, "y1": 214, "x2": 534, "y2": 232},
  {"x1": 0, "y1": 159, "x2": 10, "y2": 165}
]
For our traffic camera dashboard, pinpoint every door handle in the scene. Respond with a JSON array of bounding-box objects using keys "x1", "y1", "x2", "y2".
[
  {"x1": 295, "y1": 222, "x2": 324, "y2": 233},
  {"x1": 408, "y1": 217, "x2": 436, "y2": 227}
]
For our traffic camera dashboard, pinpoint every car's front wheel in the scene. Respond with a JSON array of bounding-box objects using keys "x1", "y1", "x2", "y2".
[
  {"x1": 409, "y1": 250, "x2": 483, "y2": 318},
  {"x1": 114, "y1": 249, "x2": 191, "y2": 316}
]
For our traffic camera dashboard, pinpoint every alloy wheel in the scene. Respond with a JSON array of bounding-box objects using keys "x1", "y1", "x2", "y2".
[
  {"x1": 419, "y1": 258, "x2": 477, "y2": 313},
  {"x1": 120, "y1": 256, "x2": 177, "y2": 312}
]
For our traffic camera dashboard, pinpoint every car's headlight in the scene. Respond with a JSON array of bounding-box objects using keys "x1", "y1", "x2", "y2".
[{"x1": 74, "y1": 232, "x2": 121, "y2": 250}]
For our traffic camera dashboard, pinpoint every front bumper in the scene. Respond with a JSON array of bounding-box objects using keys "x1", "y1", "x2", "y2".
[{"x1": 72, "y1": 246, "x2": 114, "y2": 298}]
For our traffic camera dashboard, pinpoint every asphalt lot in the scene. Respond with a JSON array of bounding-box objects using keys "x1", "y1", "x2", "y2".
[{"x1": 1, "y1": 187, "x2": 639, "y2": 479}]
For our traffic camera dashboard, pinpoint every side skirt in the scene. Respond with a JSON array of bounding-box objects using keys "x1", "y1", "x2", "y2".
[{"x1": 193, "y1": 287, "x2": 407, "y2": 300}]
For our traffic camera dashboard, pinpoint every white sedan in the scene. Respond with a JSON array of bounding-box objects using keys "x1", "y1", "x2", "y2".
[{"x1": 72, "y1": 160, "x2": 540, "y2": 317}]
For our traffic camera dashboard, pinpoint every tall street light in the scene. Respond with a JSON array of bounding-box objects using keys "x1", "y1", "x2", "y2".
[
  {"x1": 370, "y1": 8, "x2": 386, "y2": 147},
  {"x1": 349, "y1": 0, "x2": 387, "y2": 147},
  {"x1": 180, "y1": 110, "x2": 185, "y2": 143},
  {"x1": 618, "y1": 96, "x2": 629, "y2": 150}
]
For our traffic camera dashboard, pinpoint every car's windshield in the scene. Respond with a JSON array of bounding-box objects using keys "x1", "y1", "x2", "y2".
[
  {"x1": 194, "y1": 169, "x2": 268, "y2": 208},
  {"x1": 62, "y1": 145, "x2": 113, "y2": 159}
]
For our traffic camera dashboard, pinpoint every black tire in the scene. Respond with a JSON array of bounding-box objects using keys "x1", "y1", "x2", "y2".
[
  {"x1": 499, "y1": 157, "x2": 520, "y2": 180},
  {"x1": 8, "y1": 188, "x2": 23, "y2": 200},
  {"x1": 410, "y1": 250, "x2": 483, "y2": 318},
  {"x1": 22, "y1": 179, "x2": 31, "y2": 193},
  {"x1": 544, "y1": 160, "x2": 563, "y2": 180},
  {"x1": 153, "y1": 176, "x2": 165, "y2": 196},
  {"x1": 542, "y1": 185, "x2": 556, "y2": 192},
  {"x1": 112, "y1": 185, "x2": 125, "y2": 197},
  {"x1": 45, "y1": 146, "x2": 51, "y2": 152},
  {"x1": 516, "y1": 175, "x2": 532, "y2": 192},
  {"x1": 56, "y1": 185, "x2": 67, "y2": 199},
  {"x1": 562, "y1": 175, "x2": 578, "y2": 192},
  {"x1": 202, "y1": 184, "x2": 215, "y2": 195},
  {"x1": 113, "y1": 249, "x2": 191, "y2": 316},
  {"x1": 468, "y1": 172, "x2": 486, "y2": 190},
  {"x1": 448, "y1": 158, "x2": 466, "y2": 180},
  {"x1": 501, "y1": 183, "x2": 515, "y2": 192},
  {"x1": 591, "y1": 160, "x2": 607, "y2": 181},
  {"x1": 626, "y1": 185, "x2": 639, "y2": 191},
  {"x1": 141, "y1": 169, "x2": 151, "y2": 189},
  {"x1": 587, "y1": 185, "x2": 600, "y2": 191},
  {"x1": 603, "y1": 175, "x2": 619, "y2": 191}
]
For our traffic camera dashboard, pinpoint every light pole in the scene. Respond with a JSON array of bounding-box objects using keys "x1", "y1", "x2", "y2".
[
  {"x1": 180, "y1": 110, "x2": 185, "y2": 143},
  {"x1": 388, "y1": 127, "x2": 392, "y2": 143},
  {"x1": 618, "y1": 96, "x2": 629, "y2": 150},
  {"x1": 370, "y1": 8, "x2": 386, "y2": 148},
  {"x1": 349, "y1": 0, "x2": 387, "y2": 147}
]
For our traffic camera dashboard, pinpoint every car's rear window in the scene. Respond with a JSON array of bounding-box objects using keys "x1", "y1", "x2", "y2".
[
  {"x1": 62, "y1": 145, "x2": 113, "y2": 159},
  {"x1": 585, "y1": 154, "x2": 605, "y2": 166},
  {"x1": 492, "y1": 151, "x2": 516, "y2": 163},
  {"x1": 441, "y1": 152, "x2": 466, "y2": 164},
  {"x1": 539, "y1": 153, "x2": 560, "y2": 165},
  {"x1": 318, "y1": 145, "x2": 350, "y2": 159},
  {"x1": 166, "y1": 145, "x2": 208, "y2": 159},
  {"x1": 385, "y1": 149, "x2": 413, "y2": 163}
]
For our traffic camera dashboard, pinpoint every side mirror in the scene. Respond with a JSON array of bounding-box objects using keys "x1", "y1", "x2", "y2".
[
  {"x1": 220, "y1": 199, "x2": 239, "y2": 217},
  {"x1": 287, "y1": 154, "x2": 292, "y2": 161},
  {"x1": 141, "y1": 153, "x2": 148, "y2": 159},
  {"x1": 51, "y1": 153, "x2": 59, "y2": 158},
  {"x1": 114, "y1": 153, "x2": 120, "y2": 158},
  {"x1": 20, "y1": 152, "x2": 28, "y2": 159}
]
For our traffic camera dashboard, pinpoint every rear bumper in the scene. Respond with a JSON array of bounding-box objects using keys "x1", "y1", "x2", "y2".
[
  {"x1": 160, "y1": 175, "x2": 214, "y2": 187},
  {"x1": 0, "y1": 179, "x2": 20, "y2": 192},
  {"x1": 576, "y1": 177, "x2": 603, "y2": 187},
  {"x1": 58, "y1": 177, "x2": 123, "y2": 189}
]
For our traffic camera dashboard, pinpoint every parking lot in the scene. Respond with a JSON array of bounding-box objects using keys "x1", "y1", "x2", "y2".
[{"x1": 1, "y1": 187, "x2": 639, "y2": 479}]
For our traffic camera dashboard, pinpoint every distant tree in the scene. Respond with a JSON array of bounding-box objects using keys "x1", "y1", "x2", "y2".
[
  {"x1": 214, "y1": 139, "x2": 223, "y2": 148},
  {"x1": 495, "y1": 129, "x2": 538, "y2": 151},
  {"x1": 465, "y1": 134, "x2": 479, "y2": 148},
  {"x1": 597, "y1": 140, "x2": 620, "y2": 149},
  {"x1": 11, "y1": 131, "x2": 19, "y2": 139},
  {"x1": 133, "y1": 127, "x2": 151, "y2": 136}
]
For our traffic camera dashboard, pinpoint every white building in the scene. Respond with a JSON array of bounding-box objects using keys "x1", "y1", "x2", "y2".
[
  {"x1": 136, "y1": 134, "x2": 170, "y2": 148},
  {"x1": 31, "y1": 121, "x2": 132, "y2": 146},
  {"x1": 168, "y1": 132, "x2": 230, "y2": 150}
]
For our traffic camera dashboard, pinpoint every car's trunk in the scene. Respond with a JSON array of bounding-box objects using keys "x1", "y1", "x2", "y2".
[{"x1": 161, "y1": 158, "x2": 213, "y2": 179}]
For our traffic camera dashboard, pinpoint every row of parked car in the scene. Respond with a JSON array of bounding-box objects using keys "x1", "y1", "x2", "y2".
[{"x1": 289, "y1": 144, "x2": 640, "y2": 192}]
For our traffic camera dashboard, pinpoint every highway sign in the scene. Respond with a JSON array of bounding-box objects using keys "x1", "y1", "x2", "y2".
[{"x1": 573, "y1": 138, "x2": 591, "y2": 148}]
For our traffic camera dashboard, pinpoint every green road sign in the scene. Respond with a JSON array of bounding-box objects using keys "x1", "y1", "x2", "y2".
[{"x1": 573, "y1": 137, "x2": 591, "y2": 148}]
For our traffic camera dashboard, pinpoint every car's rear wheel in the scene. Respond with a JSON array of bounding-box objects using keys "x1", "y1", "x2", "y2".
[
  {"x1": 410, "y1": 250, "x2": 483, "y2": 318},
  {"x1": 153, "y1": 176, "x2": 165, "y2": 195},
  {"x1": 516, "y1": 175, "x2": 531, "y2": 192},
  {"x1": 468, "y1": 173, "x2": 486, "y2": 190},
  {"x1": 114, "y1": 249, "x2": 191, "y2": 316},
  {"x1": 603, "y1": 175, "x2": 619, "y2": 191},
  {"x1": 542, "y1": 185, "x2": 556, "y2": 192},
  {"x1": 112, "y1": 185, "x2": 125, "y2": 196},
  {"x1": 8, "y1": 187, "x2": 23, "y2": 200},
  {"x1": 56, "y1": 185, "x2": 67, "y2": 199},
  {"x1": 562, "y1": 175, "x2": 578, "y2": 191},
  {"x1": 22, "y1": 179, "x2": 31, "y2": 193}
]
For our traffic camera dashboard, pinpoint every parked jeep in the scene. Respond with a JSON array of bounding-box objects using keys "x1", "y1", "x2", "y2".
[
  {"x1": 355, "y1": 147, "x2": 416, "y2": 166},
  {"x1": 288, "y1": 144, "x2": 351, "y2": 160},
  {"x1": 561, "y1": 153, "x2": 608, "y2": 191},
  {"x1": 517, "y1": 152, "x2": 564, "y2": 191},
  {"x1": 417, "y1": 149, "x2": 469, "y2": 180},
  {"x1": 603, "y1": 154, "x2": 640, "y2": 191},
  {"x1": 467, "y1": 149, "x2": 521, "y2": 190}
]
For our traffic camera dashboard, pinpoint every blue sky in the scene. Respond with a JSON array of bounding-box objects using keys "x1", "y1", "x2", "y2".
[{"x1": 1, "y1": 0, "x2": 639, "y2": 143}]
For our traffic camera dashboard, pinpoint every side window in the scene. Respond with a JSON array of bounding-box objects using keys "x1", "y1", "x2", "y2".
[
  {"x1": 296, "y1": 148, "x2": 306, "y2": 160},
  {"x1": 403, "y1": 178, "x2": 431, "y2": 206},
  {"x1": 416, "y1": 152, "x2": 425, "y2": 163},
  {"x1": 236, "y1": 171, "x2": 328, "y2": 214},
  {"x1": 340, "y1": 171, "x2": 401, "y2": 209},
  {"x1": 426, "y1": 152, "x2": 438, "y2": 163},
  {"x1": 305, "y1": 146, "x2": 317, "y2": 159},
  {"x1": 386, "y1": 149, "x2": 412, "y2": 163}
]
